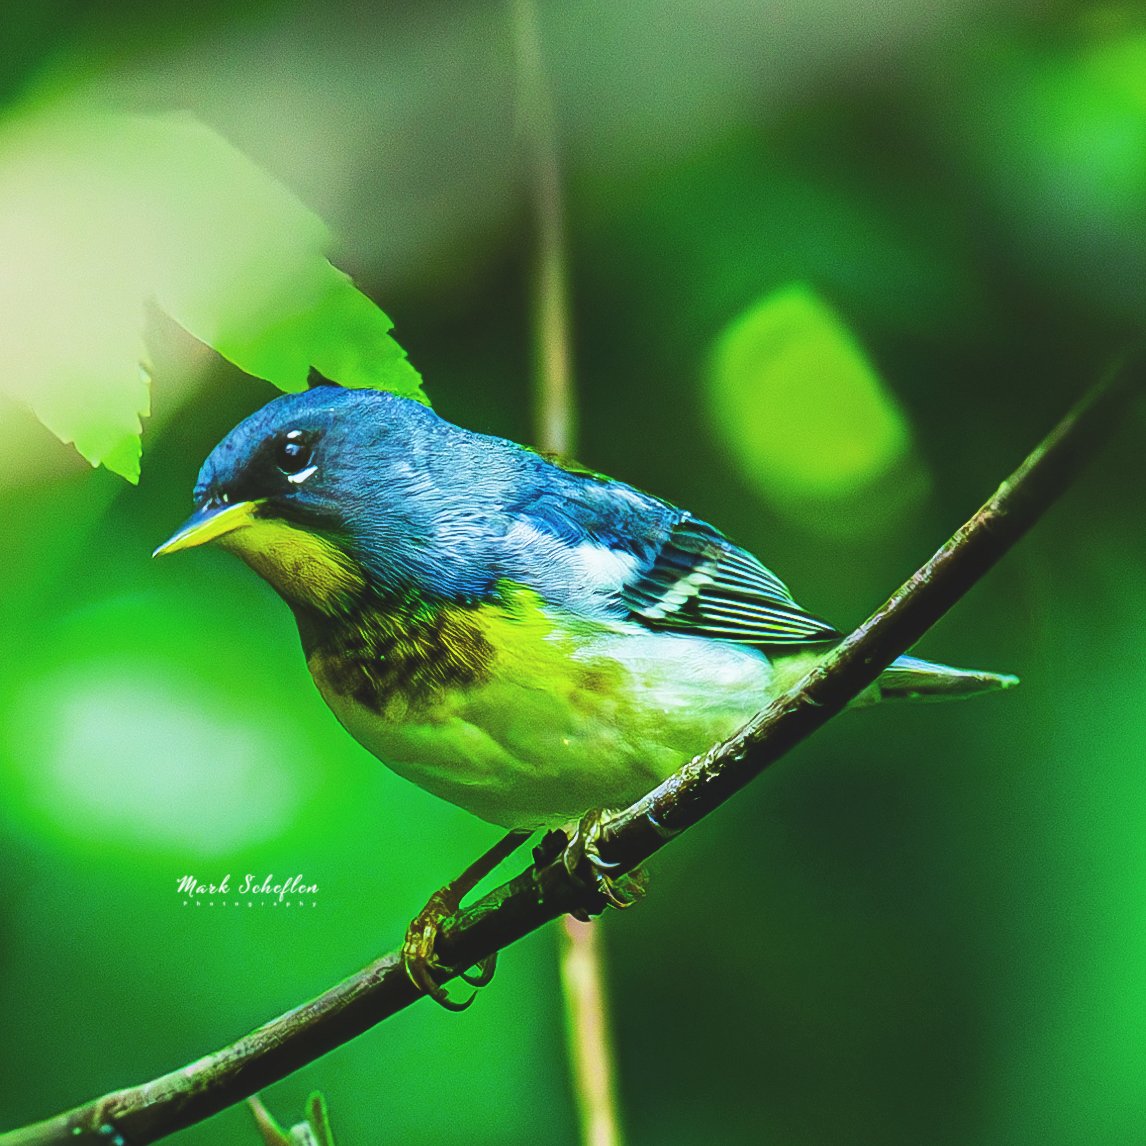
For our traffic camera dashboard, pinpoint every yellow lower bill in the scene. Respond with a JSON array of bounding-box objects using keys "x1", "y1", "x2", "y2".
[{"x1": 152, "y1": 501, "x2": 260, "y2": 557}]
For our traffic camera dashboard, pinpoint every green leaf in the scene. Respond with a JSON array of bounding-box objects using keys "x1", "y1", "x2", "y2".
[
  {"x1": 306, "y1": 1092, "x2": 337, "y2": 1146},
  {"x1": 248, "y1": 1092, "x2": 337, "y2": 1146},
  {"x1": 0, "y1": 102, "x2": 424, "y2": 482}
]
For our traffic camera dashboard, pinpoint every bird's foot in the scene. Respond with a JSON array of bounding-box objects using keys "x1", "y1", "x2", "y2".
[
  {"x1": 401, "y1": 889, "x2": 497, "y2": 1011},
  {"x1": 560, "y1": 808, "x2": 648, "y2": 922},
  {"x1": 402, "y1": 828, "x2": 531, "y2": 1011}
]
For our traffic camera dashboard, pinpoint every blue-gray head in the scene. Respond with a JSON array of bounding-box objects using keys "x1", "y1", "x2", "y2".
[{"x1": 154, "y1": 384, "x2": 525, "y2": 612}]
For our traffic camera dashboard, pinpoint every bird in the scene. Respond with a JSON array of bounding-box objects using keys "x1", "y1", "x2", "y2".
[{"x1": 155, "y1": 378, "x2": 1017, "y2": 1004}]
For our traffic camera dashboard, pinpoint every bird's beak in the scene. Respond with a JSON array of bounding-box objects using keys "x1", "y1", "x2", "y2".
[{"x1": 152, "y1": 501, "x2": 260, "y2": 557}]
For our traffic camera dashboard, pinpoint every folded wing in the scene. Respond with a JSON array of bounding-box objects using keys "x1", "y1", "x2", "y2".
[
  {"x1": 621, "y1": 516, "x2": 839, "y2": 646},
  {"x1": 508, "y1": 457, "x2": 839, "y2": 647}
]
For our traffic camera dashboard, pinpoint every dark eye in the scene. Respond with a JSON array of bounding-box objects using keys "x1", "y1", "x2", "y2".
[{"x1": 274, "y1": 429, "x2": 313, "y2": 475}]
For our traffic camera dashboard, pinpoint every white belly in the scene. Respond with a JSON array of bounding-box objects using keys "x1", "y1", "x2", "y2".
[{"x1": 310, "y1": 625, "x2": 775, "y2": 829}]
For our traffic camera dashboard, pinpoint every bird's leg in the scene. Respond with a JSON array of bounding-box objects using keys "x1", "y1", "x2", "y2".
[
  {"x1": 560, "y1": 808, "x2": 648, "y2": 922},
  {"x1": 403, "y1": 828, "x2": 532, "y2": 1011}
]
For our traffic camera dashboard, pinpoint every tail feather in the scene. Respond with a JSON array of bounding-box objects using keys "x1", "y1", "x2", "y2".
[{"x1": 877, "y1": 655, "x2": 1019, "y2": 702}]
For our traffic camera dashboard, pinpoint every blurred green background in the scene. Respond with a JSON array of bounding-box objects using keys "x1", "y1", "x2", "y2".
[{"x1": 2, "y1": 1, "x2": 1146, "y2": 1143}]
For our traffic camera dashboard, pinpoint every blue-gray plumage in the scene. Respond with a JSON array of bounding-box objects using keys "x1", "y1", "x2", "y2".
[{"x1": 158, "y1": 383, "x2": 1017, "y2": 829}]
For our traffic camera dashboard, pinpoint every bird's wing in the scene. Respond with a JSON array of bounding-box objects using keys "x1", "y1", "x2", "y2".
[
  {"x1": 509, "y1": 462, "x2": 839, "y2": 647},
  {"x1": 620, "y1": 514, "x2": 840, "y2": 646}
]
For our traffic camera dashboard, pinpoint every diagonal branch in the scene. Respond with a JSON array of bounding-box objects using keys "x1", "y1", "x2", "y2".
[{"x1": 2, "y1": 352, "x2": 1141, "y2": 1145}]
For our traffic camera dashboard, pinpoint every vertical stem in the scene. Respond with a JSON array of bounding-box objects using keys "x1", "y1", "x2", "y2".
[
  {"x1": 510, "y1": 3, "x2": 623, "y2": 1145},
  {"x1": 558, "y1": 917, "x2": 625, "y2": 1146},
  {"x1": 512, "y1": 0, "x2": 577, "y2": 459}
]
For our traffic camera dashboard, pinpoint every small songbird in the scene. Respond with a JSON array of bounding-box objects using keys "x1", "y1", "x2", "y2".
[
  {"x1": 156, "y1": 380, "x2": 1015, "y2": 1002},
  {"x1": 156, "y1": 380, "x2": 1018, "y2": 825}
]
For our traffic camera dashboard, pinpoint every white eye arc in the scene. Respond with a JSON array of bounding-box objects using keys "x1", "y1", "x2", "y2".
[{"x1": 286, "y1": 464, "x2": 318, "y2": 485}]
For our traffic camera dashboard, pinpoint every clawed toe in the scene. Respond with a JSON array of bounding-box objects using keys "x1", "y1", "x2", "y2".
[
  {"x1": 401, "y1": 895, "x2": 483, "y2": 1011},
  {"x1": 458, "y1": 952, "x2": 498, "y2": 988},
  {"x1": 401, "y1": 829, "x2": 531, "y2": 1011},
  {"x1": 561, "y1": 809, "x2": 648, "y2": 920}
]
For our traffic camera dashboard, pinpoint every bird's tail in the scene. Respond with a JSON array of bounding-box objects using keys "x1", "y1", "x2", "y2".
[{"x1": 877, "y1": 654, "x2": 1019, "y2": 702}]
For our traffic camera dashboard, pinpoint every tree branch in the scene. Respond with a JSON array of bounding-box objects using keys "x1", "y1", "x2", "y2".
[{"x1": 2, "y1": 352, "x2": 1141, "y2": 1145}]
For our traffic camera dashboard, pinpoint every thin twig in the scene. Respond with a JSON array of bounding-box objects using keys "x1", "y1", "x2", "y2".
[{"x1": 1, "y1": 353, "x2": 1140, "y2": 1145}]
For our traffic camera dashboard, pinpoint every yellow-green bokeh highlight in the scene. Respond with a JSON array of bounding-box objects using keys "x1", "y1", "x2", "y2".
[{"x1": 707, "y1": 284, "x2": 924, "y2": 536}]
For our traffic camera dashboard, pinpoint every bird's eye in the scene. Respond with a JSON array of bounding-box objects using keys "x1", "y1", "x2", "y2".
[{"x1": 274, "y1": 430, "x2": 313, "y2": 475}]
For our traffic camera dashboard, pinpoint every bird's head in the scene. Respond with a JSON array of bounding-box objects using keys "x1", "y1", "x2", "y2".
[{"x1": 154, "y1": 383, "x2": 449, "y2": 615}]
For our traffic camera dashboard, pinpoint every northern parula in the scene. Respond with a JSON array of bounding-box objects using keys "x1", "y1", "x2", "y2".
[{"x1": 156, "y1": 381, "x2": 1017, "y2": 833}]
